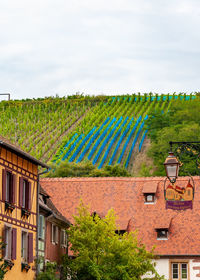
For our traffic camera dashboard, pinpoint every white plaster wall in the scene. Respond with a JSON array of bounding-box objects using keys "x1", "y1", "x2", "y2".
[
  {"x1": 190, "y1": 259, "x2": 200, "y2": 280},
  {"x1": 154, "y1": 259, "x2": 169, "y2": 280},
  {"x1": 141, "y1": 259, "x2": 169, "y2": 279},
  {"x1": 152, "y1": 258, "x2": 200, "y2": 280}
]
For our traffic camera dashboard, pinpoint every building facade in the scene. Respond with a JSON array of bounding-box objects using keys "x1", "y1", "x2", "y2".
[
  {"x1": 41, "y1": 177, "x2": 200, "y2": 280},
  {"x1": 38, "y1": 187, "x2": 70, "y2": 273},
  {"x1": 0, "y1": 137, "x2": 48, "y2": 280}
]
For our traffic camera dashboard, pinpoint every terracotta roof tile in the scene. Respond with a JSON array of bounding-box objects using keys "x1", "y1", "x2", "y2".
[{"x1": 40, "y1": 176, "x2": 200, "y2": 256}]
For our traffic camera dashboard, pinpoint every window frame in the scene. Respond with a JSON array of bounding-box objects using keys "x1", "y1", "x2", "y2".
[
  {"x1": 22, "y1": 179, "x2": 29, "y2": 210},
  {"x1": 60, "y1": 229, "x2": 67, "y2": 248},
  {"x1": 51, "y1": 224, "x2": 58, "y2": 245},
  {"x1": 144, "y1": 193, "x2": 155, "y2": 203},
  {"x1": 38, "y1": 215, "x2": 45, "y2": 240},
  {"x1": 21, "y1": 231, "x2": 28, "y2": 263},
  {"x1": 169, "y1": 260, "x2": 189, "y2": 280},
  {"x1": 4, "y1": 226, "x2": 12, "y2": 260},
  {"x1": 156, "y1": 228, "x2": 168, "y2": 240},
  {"x1": 2, "y1": 169, "x2": 16, "y2": 209}
]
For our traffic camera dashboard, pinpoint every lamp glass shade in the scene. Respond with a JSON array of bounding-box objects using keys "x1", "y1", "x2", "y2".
[
  {"x1": 165, "y1": 164, "x2": 178, "y2": 181},
  {"x1": 164, "y1": 152, "x2": 180, "y2": 183}
]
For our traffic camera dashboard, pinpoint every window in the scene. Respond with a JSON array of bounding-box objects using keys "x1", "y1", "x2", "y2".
[
  {"x1": 60, "y1": 229, "x2": 67, "y2": 248},
  {"x1": 171, "y1": 261, "x2": 188, "y2": 280},
  {"x1": 39, "y1": 215, "x2": 45, "y2": 240},
  {"x1": 115, "y1": 230, "x2": 126, "y2": 236},
  {"x1": 21, "y1": 232, "x2": 28, "y2": 262},
  {"x1": 2, "y1": 169, "x2": 16, "y2": 205},
  {"x1": 51, "y1": 224, "x2": 58, "y2": 244},
  {"x1": 5, "y1": 227, "x2": 12, "y2": 259},
  {"x1": 3, "y1": 226, "x2": 17, "y2": 260},
  {"x1": 19, "y1": 178, "x2": 31, "y2": 210},
  {"x1": 144, "y1": 193, "x2": 155, "y2": 203},
  {"x1": 21, "y1": 231, "x2": 33, "y2": 264},
  {"x1": 156, "y1": 229, "x2": 168, "y2": 239}
]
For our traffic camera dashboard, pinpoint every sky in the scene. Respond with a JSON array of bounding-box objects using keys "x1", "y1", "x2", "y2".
[{"x1": 0, "y1": 0, "x2": 200, "y2": 100}]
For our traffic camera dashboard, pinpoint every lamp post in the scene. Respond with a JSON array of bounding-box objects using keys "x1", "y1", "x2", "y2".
[
  {"x1": 164, "y1": 141, "x2": 200, "y2": 184},
  {"x1": 163, "y1": 141, "x2": 200, "y2": 210}
]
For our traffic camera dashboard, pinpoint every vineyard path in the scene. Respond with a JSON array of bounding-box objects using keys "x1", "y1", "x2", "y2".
[{"x1": 129, "y1": 137, "x2": 154, "y2": 176}]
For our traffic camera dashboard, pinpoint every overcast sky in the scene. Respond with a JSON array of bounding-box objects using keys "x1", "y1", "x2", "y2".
[{"x1": 0, "y1": 0, "x2": 200, "y2": 100}]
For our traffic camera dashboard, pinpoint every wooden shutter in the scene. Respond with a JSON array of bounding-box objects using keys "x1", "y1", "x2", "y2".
[
  {"x1": 27, "y1": 181, "x2": 31, "y2": 210},
  {"x1": 2, "y1": 225, "x2": 6, "y2": 258},
  {"x1": 11, "y1": 228, "x2": 17, "y2": 260},
  {"x1": 11, "y1": 174, "x2": 16, "y2": 205},
  {"x1": 28, "y1": 232, "x2": 33, "y2": 263},
  {"x1": 2, "y1": 169, "x2": 6, "y2": 201},
  {"x1": 19, "y1": 177, "x2": 23, "y2": 207}
]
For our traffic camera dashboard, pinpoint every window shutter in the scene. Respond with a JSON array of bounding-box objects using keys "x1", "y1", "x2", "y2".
[
  {"x1": 19, "y1": 177, "x2": 23, "y2": 207},
  {"x1": 28, "y1": 232, "x2": 33, "y2": 263},
  {"x1": 51, "y1": 224, "x2": 54, "y2": 243},
  {"x1": 55, "y1": 226, "x2": 59, "y2": 244},
  {"x1": 11, "y1": 228, "x2": 17, "y2": 260},
  {"x1": 27, "y1": 181, "x2": 31, "y2": 210},
  {"x1": 2, "y1": 169, "x2": 6, "y2": 201},
  {"x1": 2, "y1": 225, "x2": 6, "y2": 258},
  {"x1": 11, "y1": 174, "x2": 16, "y2": 205}
]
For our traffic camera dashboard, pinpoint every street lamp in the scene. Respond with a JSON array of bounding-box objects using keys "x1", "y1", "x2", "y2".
[
  {"x1": 164, "y1": 152, "x2": 180, "y2": 184},
  {"x1": 164, "y1": 141, "x2": 200, "y2": 184}
]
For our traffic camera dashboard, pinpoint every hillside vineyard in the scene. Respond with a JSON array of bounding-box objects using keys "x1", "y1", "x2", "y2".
[{"x1": 0, "y1": 94, "x2": 195, "y2": 171}]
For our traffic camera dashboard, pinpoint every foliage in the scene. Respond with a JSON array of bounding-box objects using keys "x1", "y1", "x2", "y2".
[
  {"x1": 0, "y1": 93, "x2": 197, "y2": 175},
  {"x1": 62, "y1": 203, "x2": 165, "y2": 280},
  {"x1": 46, "y1": 162, "x2": 131, "y2": 177},
  {"x1": 147, "y1": 99, "x2": 200, "y2": 176},
  {"x1": 0, "y1": 238, "x2": 8, "y2": 280},
  {"x1": 36, "y1": 262, "x2": 57, "y2": 280}
]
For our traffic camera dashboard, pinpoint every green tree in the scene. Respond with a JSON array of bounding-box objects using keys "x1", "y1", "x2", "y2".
[
  {"x1": 62, "y1": 203, "x2": 165, "y2": 280},
  {"x1": 0, "y1": 238, "x2": 8, "y2": 280},
  {"x1": 36, "y1": 262, "x2": 57, "y2": 280},
  {"x1": 46, "y1": 162, "x2": 131, "y2": 178}
]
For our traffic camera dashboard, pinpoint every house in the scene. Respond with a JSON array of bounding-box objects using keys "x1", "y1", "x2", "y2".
[
  {"x1": 38, "y1": 186, "x2": 70, "y2": 273},
  {"x1": 40, "y1": 176, "x2": 200, "y2": 280},
  {"x1": 0, "y1": 136, "x2": 48, "y2": 280}
]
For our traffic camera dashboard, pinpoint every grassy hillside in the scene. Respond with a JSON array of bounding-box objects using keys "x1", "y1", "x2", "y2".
[{"x1": 0, "y1": 93, "x2": 198, "y2": 176}]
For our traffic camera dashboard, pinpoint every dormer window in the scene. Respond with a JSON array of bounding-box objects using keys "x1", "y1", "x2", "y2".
[
  {"x1": 115, "y1": 230, "x2": 126, "y2": 236},
  {"x1": 142, "y1": 182, "x2": 158, "y2": 204},
  {"x1": 156, "y1": 229, "x2": 168, "y2": 239},
  {"x1": 155, "y1": 218, "x2": 171, "y2": 240}
]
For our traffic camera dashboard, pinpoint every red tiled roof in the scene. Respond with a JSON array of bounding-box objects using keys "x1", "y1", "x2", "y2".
[{"x1": 40, "y1": 176, "x2": 200, "y2": 256}]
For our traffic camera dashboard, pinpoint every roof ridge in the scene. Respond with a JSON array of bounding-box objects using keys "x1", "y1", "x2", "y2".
[{"x1": 40, "y1": 176, "x2": 200, "y2": 181}]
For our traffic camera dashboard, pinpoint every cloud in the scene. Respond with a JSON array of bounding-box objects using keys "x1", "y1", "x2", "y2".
[{"x1": 0, "y1": 0, "x2": 199, "y2": 99}]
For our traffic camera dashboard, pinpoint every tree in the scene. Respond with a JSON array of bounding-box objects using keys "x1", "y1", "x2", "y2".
[
  {"x1": 62, "y1": 203, "x2": 165, "y2": 280},
  {"x1": 46, "y1": 162, "x2": 131, "y2": 178},
  {"x1": 0, "y1": 238, "x2": 8, "y2": 280}
]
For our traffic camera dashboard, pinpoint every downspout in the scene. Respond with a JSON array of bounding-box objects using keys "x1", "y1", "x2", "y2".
[{"x1": 36, "y1": 168, "x2": 49, "y2": 278}]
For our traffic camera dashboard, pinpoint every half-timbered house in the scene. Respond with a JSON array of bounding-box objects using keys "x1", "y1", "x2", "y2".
[{"x1": 0, "y1": 136, "x2": 48, "y2": 280}]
